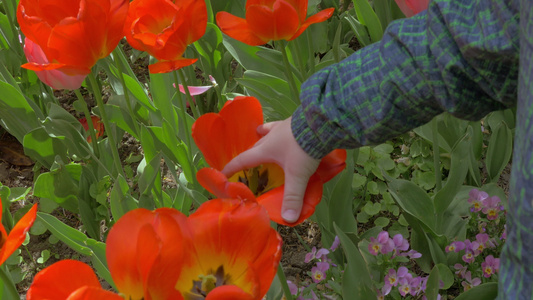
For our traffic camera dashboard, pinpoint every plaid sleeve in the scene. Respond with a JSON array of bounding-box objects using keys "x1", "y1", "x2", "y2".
[{"x1": 292, "y1": 0, "x2": 519, "y2": 159}]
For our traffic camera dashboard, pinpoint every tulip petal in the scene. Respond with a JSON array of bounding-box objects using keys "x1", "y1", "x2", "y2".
[
  {"x1": 257, "y1": 174, "x2": 323, "y2": 226},
  {"x1": 178, "y1": 84, "x2": 213, "y2": 96},
  {"x1": 107, "y1": 208, "x2": 188, "y2": 299},
  {"x1": 216, "y1": 12, "x2": 267, "y2": 46},
  {"x1": 148, "y1": 58, "x2": 198, "y2": 73},
  {"x1": 197, "y1": 168, "x2": 256, "y2": 201},
  {"x1": 315, "y1": 149, "x2": 347, "y2": 182},
  {"x1": 192, "y1": 96, "x2": 263, "y2": 170},
  {"x1": 205, "y1": 285, "x2": 255, "y2": 300},
  {"x1": 288, "y1": 7, "x2": 334, "y2": 41},
  {"x1": 66, "y1": 286, "x2": 123, "y2": 300},
  {"x1": 26, "y1": 260, "x2": 101, "y2": 300},
  {"x1": 0, "y1": 204, "x2": 37, "y2": 265},
  {"x1": 246, "y1": 1, "x2": 300, "y2": 41}
]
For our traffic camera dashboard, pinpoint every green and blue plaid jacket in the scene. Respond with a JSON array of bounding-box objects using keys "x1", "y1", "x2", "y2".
[{"x1": 293, "y1": 0, "x2": 532, "y2": 298}]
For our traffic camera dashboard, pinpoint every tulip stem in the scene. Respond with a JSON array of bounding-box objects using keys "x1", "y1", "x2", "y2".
[
  {"x1": 112, "y1": 49, "x2": 140, "y2": 135},
  {"x1": 178, "y1": 69, "x2": 201, "y2": 119},
  {"x1": 74, "y1": 89, "x2": 100, "y2": 157},
  {"x1": 88, "y1": 73, "x2": 125, "y2": 179},
  {"x1": 277, "y1": 263, "x2": 294, "y2": 300},
  {"x1": 172, "y1": 70, "x2": 196, "y2": 186},
  {"x1": 277, "y1": 40, "x2": 301, "y2": 105},
  {"x1": 0, "y1": 265, "x2": 19, "y2": 300}
]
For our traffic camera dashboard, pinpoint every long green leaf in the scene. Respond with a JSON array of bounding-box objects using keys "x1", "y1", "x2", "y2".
[
  {"x1": 0, "y1": 81, "x2": 41, "y2": 142},
  {"x1": 334, "y1": 223, "x2": 376, "y2": 299},
  {"x1": 37, "y1": 213, "x2": 92, "y2": 256},
  {"x1": 454, "y1": 282, "x2": 498, "y2": 300},
  {"x1": 387, "y1": 177, "x2": 436, "y2": 231},
  {"x1": 351, "y1": 0, "x2": 383, "y2": 42},
  {"x1": 485, "y1": 121, "x2": 513, "y2": 182}
]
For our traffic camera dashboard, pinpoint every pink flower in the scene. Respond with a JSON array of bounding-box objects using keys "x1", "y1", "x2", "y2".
[
  {"x1": 382, "y1": 267, "x2": 408, "y2": 295},
  {"x1": 481, "y1": 255, "x2": 500, "y2": 278},
  {"x1": 23, "y1": 38, "x2": 86, "y2": 90},
  {"x1": 392, "y1": 234, "x2": 410, "y2": 253},
  {"x1": 468, "y1": 189, "x2": 489, "y2": 212},
  {"x1": 397, "y1": 272, "x2": 414, "y2": 297},
  {"x1": 311, "y1": 262, "x2": 329, "y2": 283},
  {"x1": 305, "y1": 247, "x2": 330, "y2": 263},
  {"x1": 330, "y1": 236, "x2": 340, "y2": 251},
  {"x1": 454, "y1": 263, "x2": 468, "y2": 278},
  {"x1": 445, "y1": 241, "x2": 465, "y2": 253},
  {"x1": 482, "y1": 196, "x2": 502, "y2": 220},
  {"x1": 394, "y1": 0, "x2": 429, "y2": 18},
  {"x1": 461, "y1": 271, "x2": 481, "y2": 291}
]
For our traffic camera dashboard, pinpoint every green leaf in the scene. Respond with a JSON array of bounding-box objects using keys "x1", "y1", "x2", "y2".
[
  {"x1": 363, "y1": 202, "x2": 381, "y2": 216},
  {"x1": 433, "y1": 133, "x2": 470, "y2": 214},
  {"x1": 222, "y1": 35, "x2": 283, "y2": 78},
  {"x1": 334, "y1": 224, "x2": 376, "y2": 299},
  {"x1": 344, "y1": 14, "x2": 371, "y2": 47},
  {"x1": 485, "y1": 121, "x2": 513, "y2": 182},
  {"x1": 37, "y1": 212, "x2": 92, "y2": 256},
  {"x1": 454, "y1": 282, "x2": 498, "y2": 300},
  {"x1": 0, "y1": 81, "x2": 42, "y2": 142},
  {"x1": 374, "y1": 217, "x2": 390, "y2": 227},
  {"x1": 33, "y1": 163, "x2": 82, "y2": 213},
  {"x1": 387, "y1": 177, "x2": 436, "y2": 231},
  {"x1": 425, "y1": 264, "x2": 440, "y2": 300},
  {"x1": 327, "y1": 154, "x2": 358, "y2": 233},
  {"x1": 236, "y1": 70, "x2": 297, "y2": 120},
  {"x1": 23, "y1": 127, "x2": 68, "y2": 168},
  {"x1": 109, "y1": 175, "x2": 138, "y2": 220},
  {"x1": 351, "y1": 0, "x2": 383, "y2": 42}
]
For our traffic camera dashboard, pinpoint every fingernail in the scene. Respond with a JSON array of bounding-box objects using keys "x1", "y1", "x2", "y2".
[{"x1": 282, "y1": 209, "x2": 298, "y2": 223}]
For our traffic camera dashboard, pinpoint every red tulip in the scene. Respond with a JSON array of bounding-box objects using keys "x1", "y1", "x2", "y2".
[
  {"x1": 216, "y1": 0, "x2": 334, "y2": 46},
  {"x1": 23, "y1": 38, "x2": 86, "y2": 90},
  {"x1": 27, "y1": 199, "x2": 281, "y2": 300},
  {"x1": 394, "y1": 0, "x2": 429, "y2": 17},
  {"x1": 192, "y1": 96, "x2": 347, "y2": 226},
  {"x1": 0, "y1": 200, "x2": 37, "y2": 266},
  {"x1": 26, "y1": 260, "x2": 122, "y2": 300},
  {"x1": 124, "y1": 0, "x2": 207, "y2": 73},
  {"x1": 17, "y1": 0, "x2": 129, "y2": 89},
  {"x1": 79, "y1": 115, "x2": 105, "y2": 142}
]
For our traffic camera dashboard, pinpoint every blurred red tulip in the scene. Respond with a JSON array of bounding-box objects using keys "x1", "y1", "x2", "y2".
[
  {"x1": 79, "y1": 115, "x2": 104, "y2": 142},
  {"x1": 26, "y1": 260, "x2": 122, "y2": 300},
  {"x1": 0, "y1": 199, "x2": 37, "y2": 266},
  {"x1": 394, "y1": 0, "x2": 429, "y2": 17},
  {"x1": 216, "y1": 0, "x2": 334, "y2": 46},
  {"x1": 124, "y1": 0, "x2": 207, "y2": 73},
  {"x1": 27, "y1": 200, "x2": 281, "y2": 300},
  {"x1": 192, "y1": 96, "x2": 347, "y2": 226},
  {"x1": 17, "y1": 0, "x2": 129, "y2": 89}
]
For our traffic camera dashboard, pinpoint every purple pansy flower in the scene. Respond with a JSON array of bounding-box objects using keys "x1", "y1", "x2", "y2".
[{"x1": 468, "y1": 189, "x2": 489, "y2": 212}]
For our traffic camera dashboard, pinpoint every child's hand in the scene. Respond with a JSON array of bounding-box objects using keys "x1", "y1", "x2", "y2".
[{"x1": 222, "y1": 117, "x2": 320, "y2": 223}]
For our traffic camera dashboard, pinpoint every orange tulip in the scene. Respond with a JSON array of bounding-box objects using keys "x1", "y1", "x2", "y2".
[
  {"x1": 26, "y1": 260, "x2": 122, "y2": 300},
  {"x1": 124, "y1": 0, "x2": 207, "y2": 74},
  {"x1": 17, "y1": 0, "x2": 129, "y2": 88},
  {"x1": 192, "y1": 96, "x2": 347, "y2": 226},
  {"x1": 27, "y1": 199, "x2": 281, "y2": 300},
  {"x1": 216, "y1": 0, "x2": 334, "y2": 46},
  {"x1": 0, "y1": 200, "x2": 37, "y2": 266}
]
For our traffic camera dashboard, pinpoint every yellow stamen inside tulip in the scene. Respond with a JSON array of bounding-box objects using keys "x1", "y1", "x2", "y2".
[
  {"x1": 186, "y1": 266, "x2": 232, "y2": 299},
  {"x1": 229, "y1": 164, "x2": 285, "y2": 196}
]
